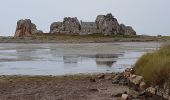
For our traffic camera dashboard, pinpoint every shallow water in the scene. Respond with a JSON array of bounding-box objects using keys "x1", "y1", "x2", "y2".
[{"x1": 0, "y1": 42, "x2": 161, "y2": 75}]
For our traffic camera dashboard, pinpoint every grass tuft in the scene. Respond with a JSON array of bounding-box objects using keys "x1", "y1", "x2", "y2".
[{"x1": 134, "y1": 45, "x2": 170, "y2": 87}]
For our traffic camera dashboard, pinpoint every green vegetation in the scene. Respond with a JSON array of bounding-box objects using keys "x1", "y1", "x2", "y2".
[
  {"x1": 27, "y1": 33, "x2": 161, "y2": 42},
  {"x1": 0, "y1": 34, "x2": 168, "y2": 43},
  {"x1": 134, "y1": 45, "x2": 170, "y2": 89}
]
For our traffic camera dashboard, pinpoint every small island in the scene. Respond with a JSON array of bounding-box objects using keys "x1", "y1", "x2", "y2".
[{"x1": 1, "y1": 13, "x2": 167, "y2": 43}]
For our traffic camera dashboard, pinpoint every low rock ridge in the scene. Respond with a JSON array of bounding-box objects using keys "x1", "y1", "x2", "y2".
[
  {"x1": 111, "y1": 68, "x2": 170, "y2": 100},
  {"x1": 14, "y1": 13, "x2": 136, "y2": 37}
]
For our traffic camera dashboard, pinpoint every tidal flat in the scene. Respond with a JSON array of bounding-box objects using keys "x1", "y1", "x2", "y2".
[
  {"x1": 0, "y1": 42, "x2": 161, "y2": 75},
  {"x1": 0, "y1": 42, "x2": 164, "y2": 100}
]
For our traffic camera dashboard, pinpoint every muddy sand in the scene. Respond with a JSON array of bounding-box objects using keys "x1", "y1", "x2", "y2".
[{"x1": 0, "y1": 73, "x2": 136, "y2": 100}]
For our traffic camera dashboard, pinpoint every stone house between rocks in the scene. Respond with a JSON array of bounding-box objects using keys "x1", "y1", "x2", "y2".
[
  {"x1": 14, "y1": 13, "x2": 136, "y2": 37},
  {"x1": 80, "y1": 20, "x2": 100, "y2": 35}
]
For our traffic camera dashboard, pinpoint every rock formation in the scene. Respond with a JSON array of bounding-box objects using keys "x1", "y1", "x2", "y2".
[
  {"x1": 119, "y1": 24, "x2": 136, "y2": 35},
  {"x1": 95, "y1": 13, "x2": 136, "y2": 35},
  {"x1": 50, "y1": 17, "x2": 81, "y2": 34},
  {"x1": 50, "y1": 13, "x2": 136, "y2": 35},
  {"x1": 14, "y1": 13, "x2": 136, "y2": 37},
  {"x1": 95, "y1": 13, "x2": 120, "y2": 35},
  {"x1": 14, "y1": 19, "x2": 43, "y2": 38},
  {"x1": 50, "y1": 22, "x2": 63, "y2": 33}
]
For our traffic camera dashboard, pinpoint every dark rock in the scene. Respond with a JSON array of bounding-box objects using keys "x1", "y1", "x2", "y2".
[
  {"x1": 88, "y1": 88, "x2": 99, "y2": 92},
  {"x1": 89, "y1": 78, "x2": 96, "y2": 82},
  {"x1": 119, "y1": 78, "x2": 128, "y2": 85},
  {"x1": 112, "y1": 80, "x2": 119, "y2": 84},
  {"x1": 98, "y1": 74, "x2": 105, "y2": 79},
  {"x1": 112, "y1": 93, "x2": 122, "y2": 97},
  {"x1": 112, "y1": 74, "x2": 128, "y2": 85}
]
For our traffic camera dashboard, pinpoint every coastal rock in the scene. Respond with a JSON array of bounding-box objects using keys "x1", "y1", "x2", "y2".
[
  {"x1": 121, "y1": 94, "x2": 128, "y2": 100},
  {"x1": 95, "y1": 13, "x2": 136, "y2": 35},
  {"x1": 50, "y1": 17, "x2": 81, "y2": 34},
  {"x1": 95, "y1": 13, "x2": 120, "y2": 35},
  {"x1": 112, "y1": 74, "x2": 128, "y2": 85},
  {"x1": 146, "y1": 87, "x2": 156, "y2": 94},
  {"x1": 49, "y1": 13, "x2": 136, "y2": 35},
  {"x1": 14, "y1": 19, "x2": 39, "y2": 37},
  {"x1": 129, "y1": 75, "x2": 143, "y2": 85},
  {"x1": 119, "y1": 24, "x2": 136, "y2": 35},
  {"x1": 63, "y1": 17, "x2": 81, "y2": 34},
  {"x1": 139, "y1": 81, "x2": 147, "y2": 91},
  {"x1": 50, "y1": 22, "x2": 63, "y2": 33}
]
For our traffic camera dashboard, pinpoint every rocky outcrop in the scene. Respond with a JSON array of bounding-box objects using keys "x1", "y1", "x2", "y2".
[
  {"x1": 63, "y1": 17, "x2": 81, "y2": 34},
  {"x1": 13, "y1": 13, "x2": 136, "y2": 36},
  {"x1": 50, "y1": 22, "x2": 63, "y2": 33},
  {"x1": 50, "y1": 17, "x2": 81, "y2": 34},
  {"x1": 96, "y1": 13, "x2": 120, "y2": 35},
  {"x1": 50, "y1": 13, "x2": 136, "y2": 35},
  {"x1": 119, "y1": 24, "x2": 136, "y2": 35},
  {"x1": 95, "y1": 13, "x2": 136, "y2": 35},
  {"x1": 14, "y1": 19, "x2": 42, "y2": 37}
]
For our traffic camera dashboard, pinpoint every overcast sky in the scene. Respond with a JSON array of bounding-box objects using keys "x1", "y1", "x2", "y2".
[{"x1": 0, "y1": 0, "x2": 169, "y2": 36}]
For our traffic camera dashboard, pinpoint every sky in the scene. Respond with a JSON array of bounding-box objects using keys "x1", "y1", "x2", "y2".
[{"x1": 0, "y1": 0, "x2": 169, "y2": 36}]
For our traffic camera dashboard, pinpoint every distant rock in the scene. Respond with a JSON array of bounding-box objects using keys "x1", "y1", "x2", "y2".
[
  {"x1": 50, "y1": 17, "x2": 81, "y2": 34},
  {"x1": 119, "y1": 24, "x2": 136, "y2": 35},
  {"x1": 63, "y1": 17, "x2": 81, "y2": 34},
  {"x1": 95, "y1": 13, "x2": 136, "y2": 35},
  {"x1": 50, "y1": 22, "x2": 63, "y2": 34},
  {"x1": 14, "y1": 19, "x2": 42, "y2": 37},
  {"x1": 95, "y1": 13, "x2": 120, "y2": 35},
  {"x1": 14, "y1": 13, "x2": 136, "y2": 36}
]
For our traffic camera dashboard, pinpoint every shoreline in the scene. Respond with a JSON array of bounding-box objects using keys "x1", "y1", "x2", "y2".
[
  {"x1": 0, "y1": 35, "x2": 167, "y2": 43},
  {"x1": 0, "y1": 73, "x2": 165, "y2": 100}
]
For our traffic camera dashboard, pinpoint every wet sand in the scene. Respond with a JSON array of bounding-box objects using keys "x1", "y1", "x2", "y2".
[{"x1": 0, "y1": 74, "x2": 133, "y2": 100}]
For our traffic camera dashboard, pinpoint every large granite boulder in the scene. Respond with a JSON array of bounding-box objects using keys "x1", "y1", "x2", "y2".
[
  {"x1": 119, "y1": 24, "x2": 136, "y2": 35},
  {"x1": 50, "y1": 17, "x2": 81, "y2": 34},
  {"x1": 95, "y1": 13, "x2": 120, "y2": 35},
  {"x1": 124, "y1": 26, "x2": 136, "y2": 35},
  {"x1": 50, "y1": 22, "x2": 63, "y2": 33},
  {"x1": 63, "y1": 17, "x2": 81, "y2": 34},
  {"x1": 14, "y1": 19, "x2": 42, "y2": 37}
]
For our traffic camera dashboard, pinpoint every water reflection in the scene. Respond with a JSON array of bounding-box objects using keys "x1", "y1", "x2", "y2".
[
  {"x1": 62, "y1": 53, "x2": 120, "y2": 67},
  {"x1": 63, "y1": 55, "x2": 78, "y2": 63},
  {"x1": 16, "y1": 49, "x2": 37, "y2": 61},
  {"x1": 95, "y1": 54, "x2": 119, "y2": 67},
  {"x1": 96, "y1": 61, "x2": 116, "y2": 67}
]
